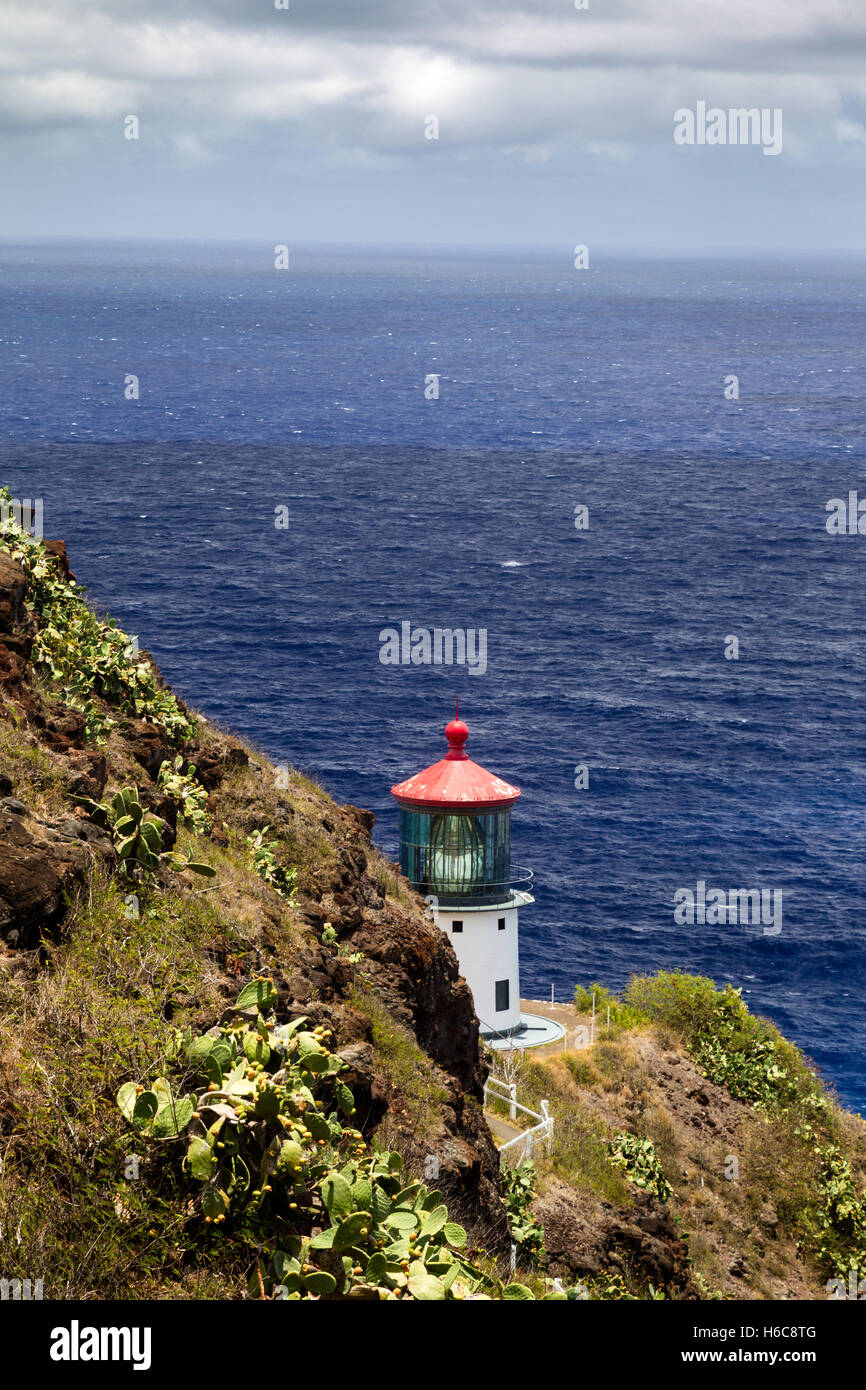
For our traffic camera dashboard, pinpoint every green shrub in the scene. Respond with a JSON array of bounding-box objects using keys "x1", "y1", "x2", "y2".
[
  {"x1": 117, "y1": 982, "x2": 573, "y2": 1301},
  {"x1": 623, "y1": 973, "x2": 866, "y2": 1283},
  {"x1": 157, "y1": 756, "x2": 212, "y2": 835},
  {"x1": 0, "y1": 491, "x2": 195, "y2": 746},
  {"x1": 810, "y1": 1140, "x2": 866, "y2": 1281},
  {"x1": 624, "y1": 972, "x2": 724, "y2": 1037},
  {"x1": 80, "y1": 785, "x2": 215, "y2": 881},
  {"x1": 625, "y1": 972, "x2": 821, "y2": 1112},
  {"x1": 245, "y1": 826, "x2": 298, "y2": 902},
  {"x1": 500, "y1": 1161, "x2": 545, "y2": 1264},
  {"x1": 574, "y1": 982, "x2": 649, "y2": 1033},
  {"x1": 608, "y1": 1132, "x2": 672, "y2": 1203}
]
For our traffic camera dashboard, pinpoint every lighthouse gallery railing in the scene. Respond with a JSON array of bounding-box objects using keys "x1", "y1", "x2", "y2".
[{"x1": 410, "y1": 864, "x2": 534, "y2": 907}]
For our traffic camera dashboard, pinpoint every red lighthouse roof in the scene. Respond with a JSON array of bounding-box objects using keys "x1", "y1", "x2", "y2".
[{"x1": 390, "y1": 713, "x2": 521, "y2": 811}]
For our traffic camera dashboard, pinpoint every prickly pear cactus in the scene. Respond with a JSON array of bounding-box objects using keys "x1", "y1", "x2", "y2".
[{"x1": 114, "y1": 978, "x2": 519, "y2": 1300}]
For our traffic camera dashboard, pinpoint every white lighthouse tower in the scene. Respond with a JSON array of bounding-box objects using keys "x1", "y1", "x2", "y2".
[{"x1": 390, "y1": 708, "x2": 535, "y2": 1041}]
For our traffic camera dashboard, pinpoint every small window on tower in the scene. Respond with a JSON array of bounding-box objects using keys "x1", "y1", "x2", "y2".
[
  {"x1": 452, "y1": 920, "x2": 463, "y2": 933},
  {"x1": 495, "y1": 980, "x2": 510, "y2": 1012},
  {"x1": 498, "y1": 917, "x2": 506, "y2": 931}
]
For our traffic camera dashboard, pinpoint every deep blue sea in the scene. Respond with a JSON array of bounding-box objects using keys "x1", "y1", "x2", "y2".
[{"x1": 2, "y1": 240, "x2": 865, "y2": 1111}]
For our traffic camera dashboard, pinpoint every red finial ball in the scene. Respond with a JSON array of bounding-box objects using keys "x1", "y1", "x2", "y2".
[{"x1": 445, "y1": 716, "x2": 469, "y2": 759}]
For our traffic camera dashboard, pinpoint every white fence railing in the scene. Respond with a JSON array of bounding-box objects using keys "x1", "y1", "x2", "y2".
[{"x1": 483, "y1": 1077, "x2": 554, "y2": 1164}]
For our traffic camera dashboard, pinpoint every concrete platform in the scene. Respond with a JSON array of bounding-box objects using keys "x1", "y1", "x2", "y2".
[{"x1": 483, "y1": 1010, "x2": 565, "y2": 1051}]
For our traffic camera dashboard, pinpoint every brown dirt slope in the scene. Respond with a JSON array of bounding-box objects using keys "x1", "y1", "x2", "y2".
[{"x1": 500, "y1": 1019, "x2": 866, "y2": 1299}]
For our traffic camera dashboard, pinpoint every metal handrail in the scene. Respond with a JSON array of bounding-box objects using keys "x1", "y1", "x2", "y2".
[
  {"x1": 483, "y1": 1077, "x2": 554, "y2": 1163},
  {"x1": 499, "y1": 1102, "x2": 552, "y2": 1162}
]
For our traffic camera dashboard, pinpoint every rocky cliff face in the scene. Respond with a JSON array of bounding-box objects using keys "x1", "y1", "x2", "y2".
[
  {"x1": 239, "y1": 791, "x2": 508, "y2": 1238},
  {"x1": 0, "y1": 538, "x2": 507, "y2": 1271}
]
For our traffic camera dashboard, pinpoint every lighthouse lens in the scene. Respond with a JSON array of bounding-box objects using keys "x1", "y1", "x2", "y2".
[
  {"x1": 430, "y1": 814, "x2": 484, "y2": 894},
  {"x1": 398, "y1": 807, "x2": 512, "y2": 903}
]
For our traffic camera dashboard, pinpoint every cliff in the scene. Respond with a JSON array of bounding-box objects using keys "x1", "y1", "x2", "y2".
[
  {"x1": 1, "y1": 515, "x2": 864, "y2": 1301},
  {"x1": 0, "y1": 529, "x2": 509, "y2": 1298}
]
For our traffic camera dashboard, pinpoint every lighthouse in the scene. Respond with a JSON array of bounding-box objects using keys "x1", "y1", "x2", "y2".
[{"x1": 390, "y1": 709, "x2": 534, "y2": 1041}]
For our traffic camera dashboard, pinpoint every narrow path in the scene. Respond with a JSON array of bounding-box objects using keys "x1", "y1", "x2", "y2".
[
  {"x1": 486, "y1": 998, "x2": 599, "y2": 1148},
  {"x1": 485, "y1": 1112, "x2": 524, "y2": 1147}
]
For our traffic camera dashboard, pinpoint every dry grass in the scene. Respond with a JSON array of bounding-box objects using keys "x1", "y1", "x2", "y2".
[
  {"x1": 517, "y1": 1006, "x2": 856, "y2": 1299},
  {"x1": 350, "y1": 982, "x2": 451, "y2": 1144},
  {"x1": 0, "y1": 861, "x2": 250, "y2": 1296},
  {"x1": 0, "y1": 715, "x2": 72, "y2": 814}
]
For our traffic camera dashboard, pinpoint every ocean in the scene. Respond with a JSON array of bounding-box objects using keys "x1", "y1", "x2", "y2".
[{"x1": 2, "y1": 239, "x2": 864, "y2": 1111}]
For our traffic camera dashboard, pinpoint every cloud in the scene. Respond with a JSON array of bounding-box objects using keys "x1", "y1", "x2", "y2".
[
  {"x1": 170, "y1": 131, "x2": 215, "y2": 164},
  {"x1": 0, "y1": 0, "x2": 864, "y2": 156},
  {"x1": 835, "y1": 117, "x2": 866, "y2": 145},
  {"x1": 2, "y1": 0, "x2": 866, "y2": 248},
  {"x1": 0, "y1": 69, "x2": 138, "y2": 133}
]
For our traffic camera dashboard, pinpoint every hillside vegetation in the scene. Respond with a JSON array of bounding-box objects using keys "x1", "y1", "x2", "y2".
[
  {"x1": 497, "y1": 978, "x2": 866, "y2": 1299},
  {"x1": 1, "y1": 493, "x2": 863, "y2": 1301}
]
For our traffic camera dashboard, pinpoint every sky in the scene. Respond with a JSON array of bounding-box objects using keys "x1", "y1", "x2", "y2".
[{"x1": 2, "y1": 0, "x2": 866, "y2": 251}]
